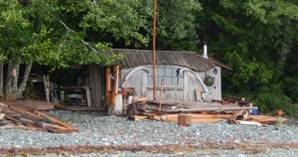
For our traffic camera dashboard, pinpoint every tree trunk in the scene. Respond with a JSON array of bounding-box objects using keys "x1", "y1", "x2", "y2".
[
  {"x1": 12, "y1": 64, "x2": 20, "y2": 93},
  {"x1": 5, "y1": 64, "x2": 13, "y2": 95},
  {"x1": 17, "y1": 63, "x2": 32, "y2": 98},
  {"x1": 0, "y1": 64, "x2": 3, "y2": 97}
]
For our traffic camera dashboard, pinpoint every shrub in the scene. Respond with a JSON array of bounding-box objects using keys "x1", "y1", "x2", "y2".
[{"x1": 254, "y1": 92, "x2": 292, "y2": 114}]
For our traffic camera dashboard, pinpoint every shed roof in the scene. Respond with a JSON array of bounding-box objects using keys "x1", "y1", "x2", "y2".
[{"x1": 112, "y1": 49, "x2": 230, "y2": 72}]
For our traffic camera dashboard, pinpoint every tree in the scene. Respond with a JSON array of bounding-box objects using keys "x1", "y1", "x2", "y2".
[
  {"x1": 0, "y1": 0, "x2": 149, "y2": 99},
  {"x1": 196, "y1": 0, "x2": 298, "y2": 96},
  {"x1": 156, "y1": 0, "x2": 201, "y2": 50}
]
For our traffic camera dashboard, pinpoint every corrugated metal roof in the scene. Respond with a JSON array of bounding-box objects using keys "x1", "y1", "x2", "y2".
[{"x1": 112, "y1": 49, "x2": 230, "y2": 72}]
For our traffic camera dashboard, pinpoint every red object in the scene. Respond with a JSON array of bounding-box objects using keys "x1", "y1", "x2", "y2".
[{"x1": 121, "y1": 88, "x2": 127, "y2": 96}]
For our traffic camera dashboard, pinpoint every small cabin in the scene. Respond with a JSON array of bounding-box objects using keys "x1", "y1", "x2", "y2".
[{"x1": 84, "y1": 49, "x2": 229, "y2": 114}]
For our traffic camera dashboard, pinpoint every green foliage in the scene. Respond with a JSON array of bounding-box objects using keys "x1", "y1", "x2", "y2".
[
  {"x1": 254, "y1": 91, "x2": 298, "y2": 117},
  {"x1": 224, "y1": 51, "x2": 273, "y2": 94},
  {"x1": 81, "y1": 0, "x2": 148, "y2": 46},
  {"x1": 0, "y1": 0, "x2": 149, "y2": 68},
  {"x1": 156, "y1": 0, "x2": 201, "y2": 50},
  {"x1": 198, "y1": 0, "x2": 298, "y2": 113}
]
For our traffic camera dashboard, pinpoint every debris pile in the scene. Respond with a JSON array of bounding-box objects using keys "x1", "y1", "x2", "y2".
[
  {"x1": 0, "y1": 103, "x2": 77, "y2": 133},
  {"x1": 127, "y1": 100, "x2": 285, "y2": 126}
]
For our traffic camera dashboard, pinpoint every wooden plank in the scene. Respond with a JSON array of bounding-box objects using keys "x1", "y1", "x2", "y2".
[
  {"x1": 88, "y1": 65, "x2": 103, "y2": 108},
  {"x1": 151, "y1": 114, "x2": 227, "y2": 124},
  {"x1": 33, "y1": 110, "x2": 76, "y2": 130},
  {"x1": 5, "y1": 100, "x2": 54, "y2": 111},
  {"x1": 159, "y1": 106, "x2": 258, "y2": 113}
]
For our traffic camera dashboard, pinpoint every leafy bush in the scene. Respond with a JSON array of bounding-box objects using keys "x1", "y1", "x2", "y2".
[
  {"x1": 254, "y1": 92, "x2": 292, "y2": 114},
  {"x1": 284, "y1": 77, "x2": 298, "y2": 103}
]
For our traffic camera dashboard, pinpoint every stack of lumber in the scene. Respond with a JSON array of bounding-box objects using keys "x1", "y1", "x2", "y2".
[
  {"x1": 0, "y1": 103, "x2": 77, "y2": 133},
  {"x1": 127, "y1": 101, "x2": 283, "y2": 126},
  {"x1": 5, "y1": 100, "x2": 54, "y2": 111},
  {"x1": 127, "y1": 100, "x2": 257, "y2": 116}
]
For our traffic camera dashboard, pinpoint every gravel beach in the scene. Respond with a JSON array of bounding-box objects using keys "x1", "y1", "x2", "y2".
[{"x1": 0, "y1": 110, "x2": 297, "y2": 156}]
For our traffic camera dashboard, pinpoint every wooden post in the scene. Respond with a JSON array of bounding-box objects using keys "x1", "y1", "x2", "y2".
[
  {"x1": 152, "y1": 0, "x2": 157, "y2": 100},
  {"x1": 43, "y1": 75, "x2": 50, "y2": 102},
  {"x1": 84, "y1": 86, "x2": 91, "y2": 107},
  {"x1": 113, "y1": 65, "x2": 120, "y2": 95},
  {"x1": 111, "y1": 65, "x2": 120, "y2": 110},
  {"x1": 159, "y1": 79, "x2": 164, "y2": 111},
  {"x1": 105, "y1": 67, "x2": 112, "y2": 105}
]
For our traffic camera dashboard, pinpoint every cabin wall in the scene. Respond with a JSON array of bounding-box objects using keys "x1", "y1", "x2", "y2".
[
  {"x1": 88, "y1": 65, "x2": 104, "y2": 108},
  {"x1": 121, "y1": 69, "x2": 147, "y2": 97},
  {"x1": 121, "y1": 65, "x2": 204, "y2": 102},
  {"x1": 184, "y1": 71, "x2": 203, "y2": 101},
  {"x1": 198, "y1": 66, "x2": 222, "y2": 100}
]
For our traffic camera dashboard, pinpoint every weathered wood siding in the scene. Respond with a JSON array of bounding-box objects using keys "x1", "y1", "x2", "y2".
[
  {"x1": 121, "y1": 65, "x2": 208, "y2": 102},
  {"x1": 204, "y1": 66, "x2": 222, "y2": 100},
  {"x1": 88, "y1": 65, "x2": 104, "y2": 108},
  {"x1": 184, "y1": 71, "x2": 203, "y2": 101},
  {"x1": 121, "y1": 69, "x2": 147, "y2": 97}
]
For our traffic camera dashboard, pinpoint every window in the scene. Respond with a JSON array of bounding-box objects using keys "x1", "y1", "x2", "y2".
[{"x1": 147, "y1": 66, "x2": 183, "y2": 87}]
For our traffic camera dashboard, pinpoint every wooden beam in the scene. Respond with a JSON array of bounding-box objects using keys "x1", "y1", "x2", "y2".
[
  {"x1": 110, "y1": 65, "x2": 120, "y2": 109},
  {"x1": 113, "y1": 65, "x2": 120, "y2": 95},
  {"x1": 105, "y1": 67, "x2": 112, "y2": 105}
]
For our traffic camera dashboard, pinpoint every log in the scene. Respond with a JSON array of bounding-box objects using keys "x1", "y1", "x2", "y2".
[
  {"x1": 178, "y1": 114, "x2": 192, "y2": 126},
  {"x1": 248, "y1": 115, "x2": 278, "y2": 125},
  {"x1": 228, "y1": 110, "x2": 249, "y2": 124},
  {"x1": 128, "y1": 116, "x2": 148, "y2": 121}
]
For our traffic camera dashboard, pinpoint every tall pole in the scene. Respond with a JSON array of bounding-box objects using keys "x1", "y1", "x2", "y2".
[{"x1": 152, "y1": 0, "x2": 157, "y2": 100}]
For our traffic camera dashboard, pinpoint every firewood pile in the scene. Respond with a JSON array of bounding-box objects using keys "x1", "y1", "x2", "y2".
[
  {"x1": 0, "y1": 103, "x2": 78, "y2": 133},
  {"x1": 127, "y1": 100, "x2": 285, "y2": 126}
]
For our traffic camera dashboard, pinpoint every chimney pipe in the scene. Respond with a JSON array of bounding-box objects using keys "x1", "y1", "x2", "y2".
[{"x1": 203, "y1": 42, "x2": 208, "y2": 59}]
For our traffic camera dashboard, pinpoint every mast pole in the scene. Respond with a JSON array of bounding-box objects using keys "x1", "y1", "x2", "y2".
[{"x1": 152, "y1": 0, "x2": 157, "y2": 100}]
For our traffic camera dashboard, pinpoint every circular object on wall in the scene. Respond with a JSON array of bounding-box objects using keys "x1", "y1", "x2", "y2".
[
  {"x1": 204, "y1": 75, "x2": 215, "y2": 87},
  {"x1": 213, "y1": 68, "x2": 218, "y2": 75}
]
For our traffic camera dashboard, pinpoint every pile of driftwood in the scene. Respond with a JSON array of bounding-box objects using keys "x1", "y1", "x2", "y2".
[
  {"x1": 127, "y1": 100, "x2": 285, "y2": 126},
  {"x1": 0, "y1": 103, "x2": 77, "y2": 133}
]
